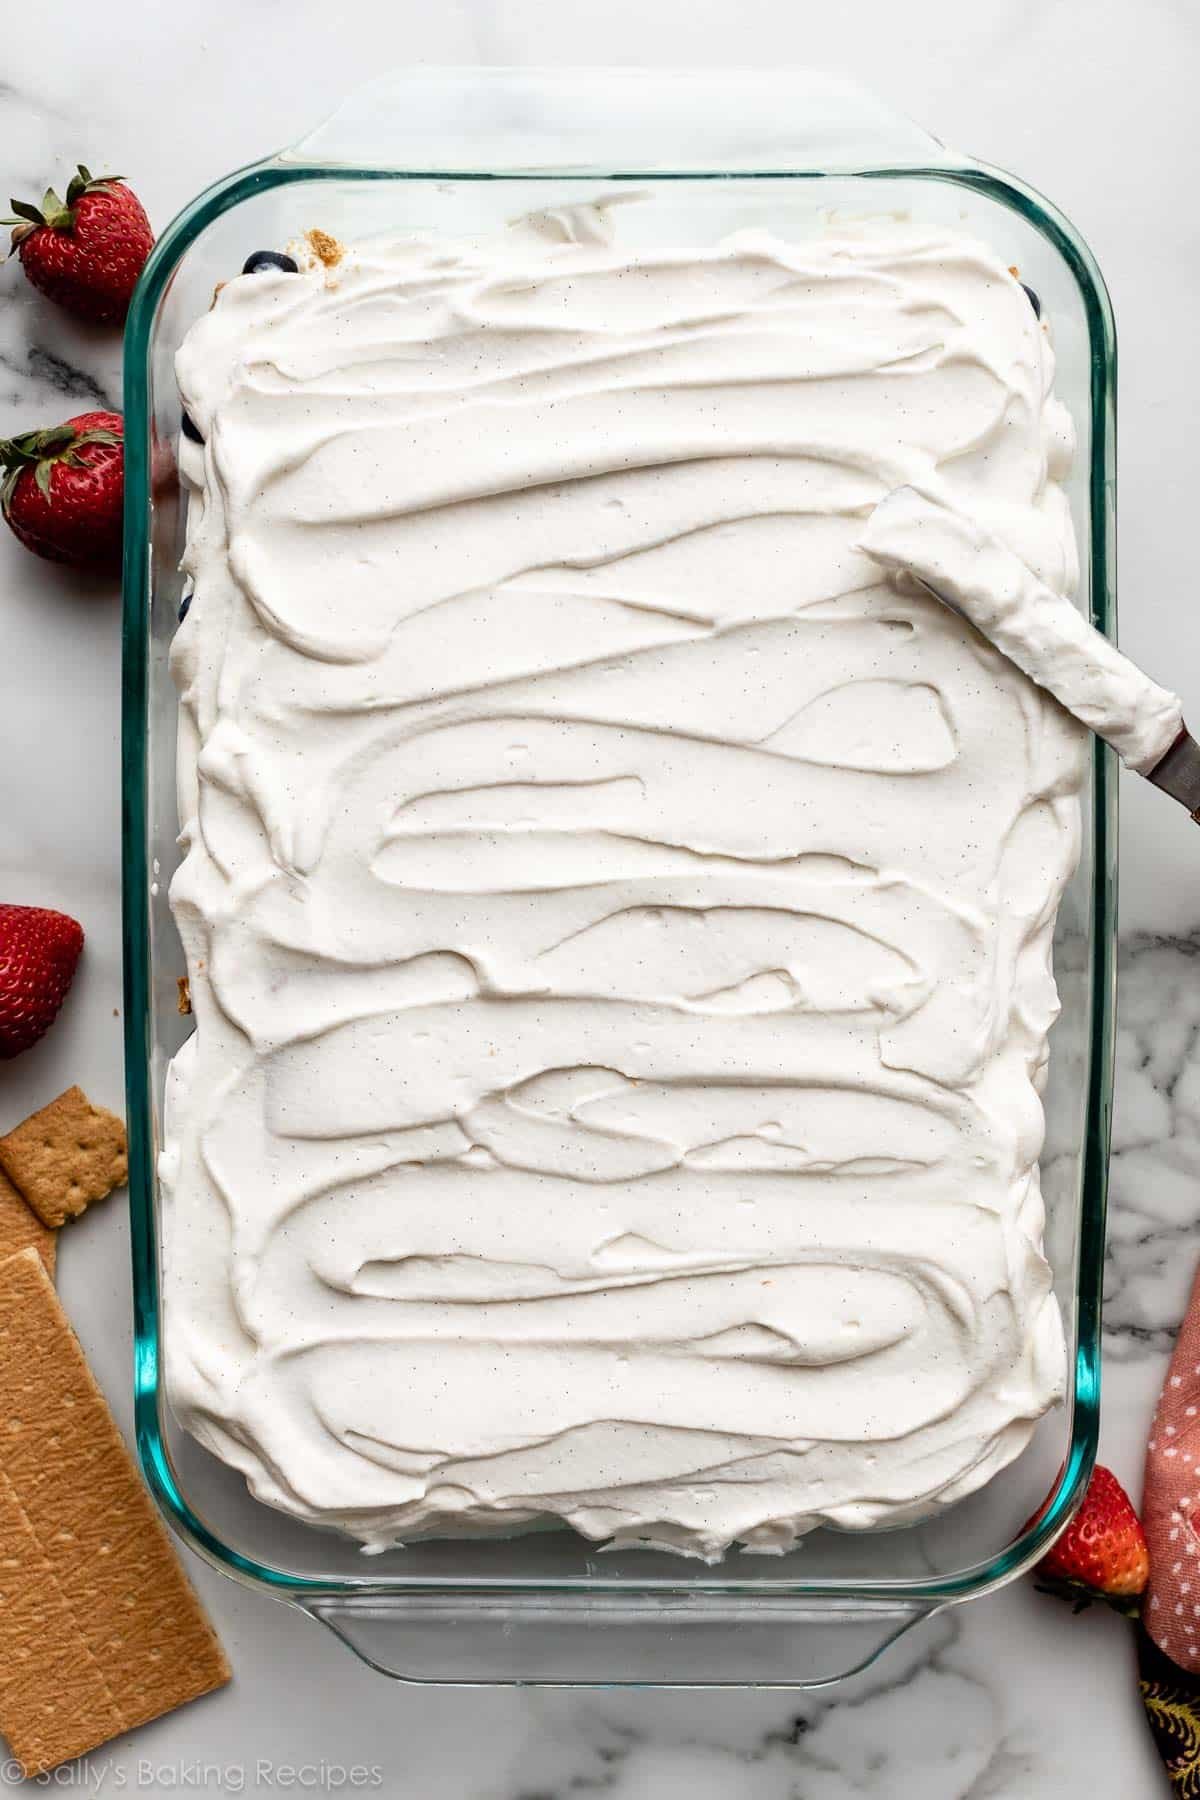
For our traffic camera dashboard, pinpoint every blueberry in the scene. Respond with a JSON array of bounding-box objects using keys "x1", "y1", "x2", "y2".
[
  {"x1": 242, "y1": 250, "x2": 299, "y2": 276},
  {"x1": 178, "y1": 593, "x2": 192, "y2": 622},
  {"x1": 181, "y1": 410, "x2": 203, "y2": 444},
  {"x1": 1021, "y1": 283, "x2": 1042, "y2": 319}
]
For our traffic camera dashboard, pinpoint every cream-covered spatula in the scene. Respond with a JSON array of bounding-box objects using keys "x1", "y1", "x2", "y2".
[{"x1": 861, "y1": 486, "x2": 1199, "y2": 818}]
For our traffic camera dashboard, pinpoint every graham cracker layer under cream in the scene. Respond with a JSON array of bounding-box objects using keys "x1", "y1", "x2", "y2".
[{"x1": 0, "y1": 1249, "x2": 229, "y2": 1776}]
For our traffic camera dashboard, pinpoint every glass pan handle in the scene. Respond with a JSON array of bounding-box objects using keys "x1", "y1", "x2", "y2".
[
  {"x1": 303, "y1": 1592, "x2": 940, "y2": 1688},
  {"x1": 281, "y1": 68, "x2": 960, "y2": 175}
]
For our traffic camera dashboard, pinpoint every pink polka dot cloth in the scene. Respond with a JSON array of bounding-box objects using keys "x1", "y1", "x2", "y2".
[{"x1": 1144, "y1": 1259, "x2": 1200, "y2": 1666}]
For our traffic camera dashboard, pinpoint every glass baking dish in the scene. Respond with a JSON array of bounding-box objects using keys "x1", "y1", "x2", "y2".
[{"x1": 121, "y1": 68, "x2": 1116, "y2": 1688}]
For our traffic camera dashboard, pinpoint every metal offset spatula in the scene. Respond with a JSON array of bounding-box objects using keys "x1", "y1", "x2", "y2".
[
  {"x1": 861, "y1": 485, "x2": 1199, "y2": 823},
  {"x1": 1143, "y1": 730, "x2": 1200, "y2": 820}
]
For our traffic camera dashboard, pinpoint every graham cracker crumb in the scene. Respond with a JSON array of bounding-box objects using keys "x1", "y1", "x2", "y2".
[
  {"x1": 306, "y1": 228, "x2": 344, "y2": 269},
  {"x1": 177, "y1": 976, "x2": 192, "y2": 1016}
]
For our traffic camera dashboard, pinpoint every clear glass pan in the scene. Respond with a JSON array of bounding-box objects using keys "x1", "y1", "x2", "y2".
[{"x1": 121, "y1": 68, "x2": 1116, "y2": 1688}]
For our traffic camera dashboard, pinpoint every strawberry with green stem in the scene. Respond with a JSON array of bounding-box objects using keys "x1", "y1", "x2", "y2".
[
  {"x1": 4, "y1": 166, "x2": 153, "y2": 325},
  {"x1": 0, "y1": 410, "x2": 124, "y2": 572}
]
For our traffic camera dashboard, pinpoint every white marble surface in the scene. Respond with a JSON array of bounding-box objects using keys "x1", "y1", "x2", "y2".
[{"x1": 1, "y1": 3, "x2": 1197, "y2": 1794}]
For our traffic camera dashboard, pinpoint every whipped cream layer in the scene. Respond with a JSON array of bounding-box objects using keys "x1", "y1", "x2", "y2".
[{"x1": 164, "y1": 217, "x2": 1085, "y2": 1559}]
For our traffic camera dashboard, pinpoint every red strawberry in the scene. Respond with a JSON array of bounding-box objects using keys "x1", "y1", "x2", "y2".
[
  {"x1": 0, "y1": 410, "x2": 124, "y2": 572},
  {"x1": 4, "y1": 165, "x2": 153, "y2": 325},
  {"x1": 1026, "y1": 1463, "x2": 1150, "y2": 1614},
  {"x1": 0, "y1": 905, "x2": 85, "y2": 1059}
]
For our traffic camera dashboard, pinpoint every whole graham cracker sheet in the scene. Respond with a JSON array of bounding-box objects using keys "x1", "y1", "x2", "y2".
[{"x1": 0, "y1": 1248, "x2": 230, "y2": 1776}]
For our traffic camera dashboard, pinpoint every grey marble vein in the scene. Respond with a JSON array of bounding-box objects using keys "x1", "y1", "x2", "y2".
[
  {"x1": 1104, "y1": 935, "x2": 1200, "y2": 1358},
  {"x1": 0, "y1": 341, "x2": 115, "y2": 413},
  {"x1": 470, "y1": 1615, "x2": 1012, "y2": 1800}
]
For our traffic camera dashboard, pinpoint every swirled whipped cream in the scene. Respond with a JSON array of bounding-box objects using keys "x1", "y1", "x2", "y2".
[{"x1": 164, "y1": 214, "x2": 1084, "y2": 1560}]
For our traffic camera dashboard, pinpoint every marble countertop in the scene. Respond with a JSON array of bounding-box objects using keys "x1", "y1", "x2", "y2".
[{"x1": 2, "y1": 5, "x2": 1197, "y2": 1795}]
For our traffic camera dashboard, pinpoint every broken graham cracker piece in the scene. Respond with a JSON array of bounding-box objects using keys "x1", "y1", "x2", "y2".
[
  {"x1": 0, "y1": 1248, "x2": 230, "y2": 1775},
  {"x1": 0, "y1": 1086, "x2": 127, "y2": 1229},
  {"x1": 177, "y1": 974, "x2": 192, "y2": 1015},
  {"x1": 0, "y1": 1169, "x2": 54, "y2": 1275}
]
